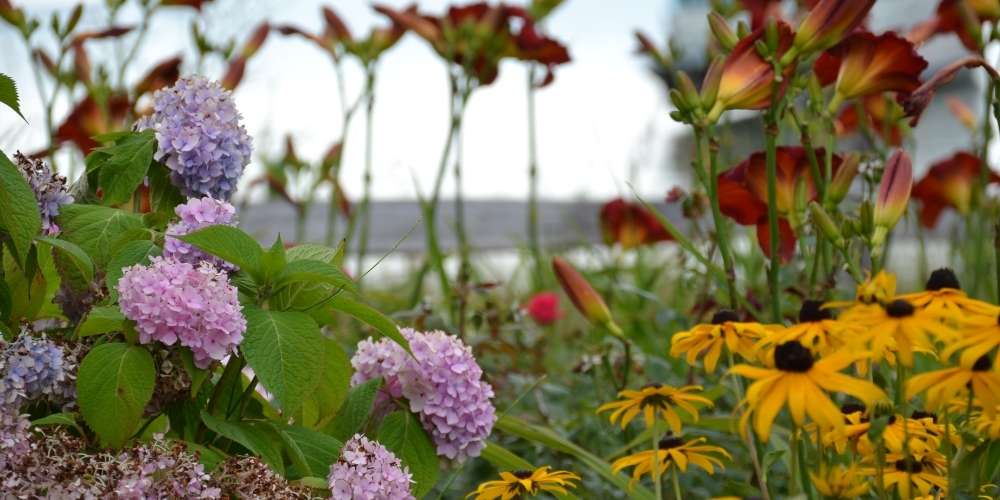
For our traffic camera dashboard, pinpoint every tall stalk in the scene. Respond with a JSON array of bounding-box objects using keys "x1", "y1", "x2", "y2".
[
  {"x1": 324, "y1": 55, "x2": 357, "y2": 246},
  {"x1": 355, "y1": 68, "x2": 377, "y2": 280},
  {"x1": 694, "y1": 127, "x2": 738, "y2": 308},
  {"x1": 526, "y1": 65, "x2": 545, "y2": 290},
  {"x1": 764, "y1": 112, "x2": 782, "y2": 322}
]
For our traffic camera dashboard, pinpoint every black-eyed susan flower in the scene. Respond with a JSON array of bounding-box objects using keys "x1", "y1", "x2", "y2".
[
  {"x1": 597, "y1": 383, "x2": 712, "y2": 433},
  {"x1": 466, "y1": 467, "x2": 580, "y2": 500},
  {"x1": 972, "y1": 403, "x2": 1000, "y2": 439},
  {"x1": 856, "y1": 412, "x2": 946, "y2": 458},
  {"x1": 810, "y1": 463, "x2": 870, "y2": 499},
  {"x1": 757, "y1": 300, "x2": 859, "y2": 356},
  {"x1": 610, "y1": 435, "x2": 730, "y2": 484},
  {"x1": 670, "y1": 310, "x2": 774, "y2": 373},
  {"x1": 865, "y1": 452, "x2": 949, "y2": 500},
  {"x1": 731, "y1": 341, "x2": 887, "y2": 440},
  {"x1": 817, "y1": 403, "x2": 871, "y2": 453},
  {"x1": 942, "y1": 312, "x2": 1000, "y2": 368},
  {"x1": 899, "y1": 268, "x2": 998, "y2": 319},
  {"x1": 827, "y1": 270, "x2": 896, "y2": 311},
  {"x1": 841, "y1": 298, "x2": 956, "y2": 366},
  {"x1": 907, "y1": 355, "x2": 1000, "y2": 417}
]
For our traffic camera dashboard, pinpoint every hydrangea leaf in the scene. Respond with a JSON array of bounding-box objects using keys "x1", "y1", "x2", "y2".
[
  {"x1": 0, "y1": 73, "x2": 25, "y2": 121},
  {"x1": 104, "y1": 239, "x2": 161, "y2": 302},
  {"x1": 178, "y1": 225, "x2": 263, "y2": 280},
  {"x1": 377, "y1": 410, "x2": 440, "y2": 498},
  {"x1": 35, "y1": 235, "x2": 94, "y2": 284},
  {"x1": 324, "y1": 377, "x2": 382, "y2": 442},
  {"x1": 279, "y1": 424, "x2": 344, "y2": 478},
  {"x1": 200, "y1": 411, "x2": 285, "y2": 475},
  {"x1": 76, "y1": 305, "x2": 126, "y2": 337},
  {"x1": 242, "y1": 306, "x2": 324, "y2": 414},
  {"x1": 274, "y1": 258, "x2": 357, "y2": 295},
  {"x1": 97, "y1": 130, "x2": 156, "y2": 206},
  {"x1": 0, "y1": 151, "x2": 42, "y2": 268},
  {"x1": 296, "y1": 337, "x2": 351, "y2": 429},
  {"x1": 77, "y1": 342, "x2": 155, "y2": 448},
  {"x1": 57, "y1": 204, "x2": 143, "y2": 267},
  {"x1": 327, "y1": 295, "x2": 410, "y2": 352}
]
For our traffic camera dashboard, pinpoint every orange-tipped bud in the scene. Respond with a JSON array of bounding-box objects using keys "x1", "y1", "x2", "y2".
[
  {"x1": 792, "y1": 0, "x2": 875, "y2": 58},
  {"x1": 552, "y1": 256, "x2": 611, "y2": 327},
  {"x1": 873, "y1": 150, "x2": 912, "y2": 246},
  {"x1": 241, "y1": 22, "x2": 271, "y2": 58},
  {"x1": 828, "y1": 153, "x2": 860, "y2": 204}
]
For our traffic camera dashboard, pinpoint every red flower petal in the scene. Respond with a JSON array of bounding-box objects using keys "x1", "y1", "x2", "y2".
[{"x1": 756, "y1": 217, "x2": 796, "y2": 262}]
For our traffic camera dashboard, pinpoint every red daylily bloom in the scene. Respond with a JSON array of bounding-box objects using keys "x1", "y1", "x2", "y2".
[
  {"x1": 134, "y1": 56, "x2": 182, "y2": 98},
  {"x1": 740, "y1": 0, "x2": 784, "y2": 29},
  {"x1": 910, "y1": 0, "x2": 1000, "y2": 51},
  {"x1": 913, "y1": 152, "x2": 1000, "y2": 227},
  {"x1": 160, "y1": 0, "x2": 214, "y2": 10},
  {"x1": 705, "y1": 20, "x2": 795, "y2": 121},
  {"x1": 55, "y1": 94, "x2": 130, "y2": 154},
  {"x1": 833, "y1": 94, "x2": 906, "y2": 146},
  {"x1": 900, "y1": 55, "x2": 999, "y2": 126},
  {"x1": 599, "y1": 198, "x2": 672, "y2": 249},
  {"x1": 814, "y1": 31, "x2": 927, "y2": 103},
  {"x1": 524, "y1": 291, "x2": 562, "y2": 326},
  {"x1": 791, "y1": 0, "x2": 874, "y2": 57},
  {"x1": 874, "y1": 149, "x2": 913, "y2": 229},
  {"x1": 718, "y1": 147, "x2": 842, "y2": 261}
]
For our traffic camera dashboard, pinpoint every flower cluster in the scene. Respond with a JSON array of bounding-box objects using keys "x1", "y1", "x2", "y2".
[
  {"x1": 118, "y1": 256, "x2": 246, "y2": 368},
  {"x1": 214, "y1": 456, "x2": 317, "y2": 499},
  {"x1": 351, "y1": 329, "x2": 497, "y2": 461},
  {"x1": 163, "y1": 196, "x2": 239, "y2": 270},
  {"x1": 0, "y1": 330, "x2": 67, "y2": 408},
  {"x1": 13, "y1": 151, "x2": 73, "y2": 235},
  {"x1": 0, "y1": 411, "x2": 31, "y2": 474},
  {"x1": 327, "y1": 434, "x2": 414, "y2": 500},
  {"x1": 113, "y1": 438, "x2": 220, "y2": 498},
  {"x1": 137, "y1": 76, "x2": 252, "y2": 200}
]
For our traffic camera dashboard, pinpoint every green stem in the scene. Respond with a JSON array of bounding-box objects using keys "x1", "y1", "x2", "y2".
[
  {"x1": 764, "y1": 116, "x2": 782, "y2": 322},
  {"x1": 652, "y1": 424, "x2": 663, "y2": 500},
  {"x1": 789, "y1": 426, "x2": 800, "y2": 496},
  {"x1": 526, "y1": 65, "x2": 545, "y2": 290},
  {"x1": 727, "y1": 351, "x2": 771, "y2": 500},
  {"x1": 671, "y1": 466, "x2": 681, "y2": 500},
  {"x1": 356, "y1": 68, "x2": 377, "y2": 281},
  {"x1": 695, "y1": 127, "x2": 739, "y2": 309},
  {"x1": 945, "y1": 406, "x2": 955, "y2": 500},
  {"x1": 325, "y1": 56, "x2": 355, "y2": 246}
]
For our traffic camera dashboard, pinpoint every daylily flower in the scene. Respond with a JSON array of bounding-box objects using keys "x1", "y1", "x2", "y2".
[
  {"x1": 718, "y1": 147, "x2": 841, "y2": 261},
  {"x1": 946, "y1": 97, "x2": 978, "y2": 130},
  {"x1": 739, "y1": 0, "x2": 784, "y2": 29},
  {"x1": 599, "y1": 198, "x2": 672, "y2": 249},
  {"x1": 55, "y1": 94, "x2": 130, "y2": 154},
  {"x1": 791, "y1": 0, "x2": 875, "y2": 58},
  {"x1": 277, "y1": 5, "x2": 410, "y2": 67},
  {"x1": 833, "y1": 94, "x2": 906, "y2": 146},
  {"x1": 134, "y1": 56, "x2": 182, "y2": 98},
  {"x1": 814, "y1": 31, "x2": 927, "y2": 110},
  {"x1": 221, "y1": 22, "x2": 270, "y2": 90},
  {"x1": 900, "y1": 56, "x2": 999, "y2": 126},
  {"x1": 909, "y1": 0, "x2": 1000, "y2": 52},
  {"x1": 912, "y1": 152, "x2": 1000, "y2": 227},
  {"x1": 704, "y1": 20, "x2": 795, "y2": 122}
]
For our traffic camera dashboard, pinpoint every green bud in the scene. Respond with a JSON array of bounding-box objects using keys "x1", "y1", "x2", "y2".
[
  {"x1": 708, "y1": 12, "x2": 738, "y2": 52},
  {"x1": 669, "y1": 88, "x2": 690, "y2": 112},
  {"x1": 736, "y1": 21, "x2": 750, "y2": 39},
  {"x1": 675, "y1": 70, "x2": 701, "y2": 110},
  {"x1": 809, "y1": 202, "x2": 844, "y2": 247}
]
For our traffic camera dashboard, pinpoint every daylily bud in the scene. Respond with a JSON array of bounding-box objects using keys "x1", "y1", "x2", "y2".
[
  {"x1": 708, "y1": 11, "x2": 738, "y2": 52},
  {"x1": 675, "y1": 70, "x2": 701, "y2": 110},
  {"x1": 705, "y1": 21, "x2": 795, "y2": 123},
  {"x1": 669, "y1": 88, "x2": 690, "y2": 113},
  {"x1": 700, "y1": 56, "x2": 724, "y2": 109},
  {"x1": 872, "y1": 149, "x2": 912, "y2": 248},
  {"x1": 241, "y1": 22, "x2": 271, "y2": 58},
  {"x1": 765, "y1": 18, "x2": 780, "y2": 52},
  {"x1": 552, "y1": 256, "x2": 612, "y2": 327},
  {"x1": 809, "y1": 202, "x2": 844, "y2": 247},
  {"x1": 792, "y1": 0, "x2": 875, "y2": 59},
  {"x1": 828, "y1": 153, "x2": 859, "y2": 204},
  {"x1": 736, "y1": 21, "x2": 750, "y2": 39}
]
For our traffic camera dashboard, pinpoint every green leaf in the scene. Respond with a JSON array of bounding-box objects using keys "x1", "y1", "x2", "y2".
[
  {"x1": 58, "y1": 204, "x2": 143, "y2": 267},
  {"x1": 178, "y1": 225, "x2": 262, "y2": 279},
  {"x1": 286, "y1": 243, "x2": 340, "y2": 264},
  {"x1": 0, "y1": 280, "x2": 11, "y2": 322},
  {"x1": 199, "y1": 411, "x2": 284, "y2": 474},
  {"x1": 36, "y1": 236, "x2": 94, "y2": 284},
  {"x1": 377, "y1": 411, "x2": 440, "y2": 498},
  {"x1": 0, "y1": 73, "x2": 25, "y2": 121},
  {"x1": 185, "y1": 442, "x2": 226, "y2": 472},
  {"x1": 242, "y1": 306, "x2": 324, "y2": 414},
  {"x1": 297, "y1": 337, "x2": 351, "y2": 429},
  {"x1": 261, "y1": 237, "x2": 288, "y2": 282},
  {"x1": 105, "y1": 239, "x2": 161, "y2": 301},
  {"x1": 327, "y1": 295, "x2": 410, "y2": 351},
  {"x1": 2, "y1": 250, "x2": 47, "y2": 323},
  {"x1": 279, "y1": 424, "x2": 344, "y2": 478},
  {"x1": 0, "y1": 151, "x2": 42, "y2": 267},
  {"x1": 76, "y1": 305, "x2": 126, "y2": 337},
  {"x1": 325, "y1": 378, "x2": 382, "y2": 442},
  {"x1": 31, "y1": 412, "x2": 84, "y2": 435},
  {"x1": 77, "y1": 343, "x2": 155, "y2": 448},
  {"x1": 276, "y1": 259, "x2": 357, "y2": 295},
  {"x1": 97, "y1": 130, "x2": 156, "y2": 205}
]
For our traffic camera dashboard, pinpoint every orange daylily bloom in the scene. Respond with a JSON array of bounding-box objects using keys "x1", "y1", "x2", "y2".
[
  {"x1": 705, "y1": 20, "x2": 795, "y2": 121},
  {"x1": 599, "y1": 198, "x2": 673, "y2": 249},
  {"x1": 815, "y1": 31, "x2": 927, "y2": 105},
  {"x1": 912, "y1": 152, "x2": 1000, "y2": 228},
  {"x1": 718, "y1": 147, "x2": 841, "y2": 261},
  {"x1": 792, "y1": 0, "x2": 875, "y2": 57},
  {"x1": 899, "y1": 56, "x2": 999, "y2": 126},
  {"x1": 910, "y1": 0, "x2": 1000, "y2": 52},
  {"x1": 55, "y1": 94, "x2": 131, "y2": 154}
]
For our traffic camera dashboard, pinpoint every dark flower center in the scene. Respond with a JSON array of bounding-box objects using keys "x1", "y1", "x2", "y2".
[
  {"x1": 840, "y1": 403, "x2": 866, "y2": 415},
  {"x1": 798, "y1": 300, "x2": 832, "y2": 323},
  {"x1": 884, "y1": 299, "x2": 915, "y2": 318},
  {"x1": 712, "y1": 310, "x2": 739, "y2": 324},
  {"x1": 973, "y1": 355, "x2": 992, "y2": 372},
  {"x1": 894, "y1": 458, "x2": 923, "y2": 474},
  {"x1": 658, "y1": 436, "x2": 684, "y2": 450},
  {"x1": 640, "y1": 393, "x2": 672, "y2": 409},
  {"x1": 925, "y1": 268, "x2": 961, "y2": 291},
  {"x1": 774, "y1": 341, "x2": 814, "y2": 372},
  {"x1": 910, "y1": 410, "x2": 936, "y2": 422},
  {"x1": 641, "y1": 383, "x2": 663, "y2": 389},
  {"x1": 512, "y1": 470, "x2": 534, "y2": 479}
]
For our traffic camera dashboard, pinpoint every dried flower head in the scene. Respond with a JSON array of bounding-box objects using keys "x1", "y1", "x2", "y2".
[{"x1": 13, "y1": 151, "x2": 73, "y2": 235}]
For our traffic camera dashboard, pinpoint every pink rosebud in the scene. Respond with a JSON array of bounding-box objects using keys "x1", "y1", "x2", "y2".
[
  {"x1": 552, "y1": 257, "x2": 611, "y2": 327},
  {"x1": 524, "y1": 292, "x2": 562, "y2": 326}
]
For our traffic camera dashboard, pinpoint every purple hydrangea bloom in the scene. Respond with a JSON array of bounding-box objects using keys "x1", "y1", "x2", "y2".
[
  {"x1": 118, "y1": 257, "x2": 246, "y2": 368},
  {"x1": 13, "y1": 152, "x2": 73, "y2": 235},
  {"x1": 328, "y1": 434, "x2": 414, "y2": 500},
  {"x1": 0, "y1": 330, "x2": 66, "y2": 407},
  {"x1": 351, "y1": 329, "x2": 496, "y2": 461},
  {"x1": 0, "y1": 411, "x2": 30, "y2": 473},
  {"x1": 137, "y1": 76, "x2": 252, "y2": 200},
  {"x1": 164, "y1": 197, "x2": 239, "y2": 270}
]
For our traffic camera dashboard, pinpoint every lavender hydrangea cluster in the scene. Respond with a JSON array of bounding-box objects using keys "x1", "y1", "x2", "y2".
[
  {"x1": 13, "y1": 152, "x2": 73, "y2": 235},
  {"x1": 328, "y1": 434, "x2": 414, "y2": 500},
  {"x1": 137, "y1": 76, "x2": 252, "y2": 200},
  {"x1": 0, "y1": 411, "x2": 30, "y2": 473},
  {"x1": 0, "y1": 330, "x2": 66, "y2": 407},
  {"x1": 118, "y1": 257, "x2": 246, "y2": 368},
  {"x1": 164, "y1": 196, "x2": 239, "y2": 270},
  {"x1": 351, "y1": 329, "x2": 497, "y2": 461}
]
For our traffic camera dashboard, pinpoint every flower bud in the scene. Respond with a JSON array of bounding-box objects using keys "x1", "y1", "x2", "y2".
[
  {"x1": 792, "y1": 0, "x2": 875, "y2": 58},
  {"x1": 669, "y1": 88, "x2": 690, "y2": 113},
  {"x1": 828, "y1": 153, "x2": 859, "y2": 204},
  {"x1": 874, "y1": 149, "x2": 913, "y2": 230},
  {"x1": 809, "y1": 202, "x2": 844, "y2": 247},
  {"x1": 708, "y1": 12, "x2": 737, "y2": 52},
  {"x1": 675, "y1": 70, "x2": 701, "y2": 110},
  {"x1": 552, "y1": 256, "x2": 612, "y2": 327},
  {"x1": 700, "y1": 56, "x2": 723, "y2": 108}
]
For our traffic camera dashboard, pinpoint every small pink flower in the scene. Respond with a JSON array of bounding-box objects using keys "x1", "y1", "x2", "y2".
[{"x1": 524, "y1": 292, "x2": 562, "y2": 326}]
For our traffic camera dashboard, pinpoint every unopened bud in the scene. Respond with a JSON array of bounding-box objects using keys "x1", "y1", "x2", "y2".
[
  {"x1": 552, "y1": 256, "x2": 612, "y2": 327},
  {"x1": 675, "y1": 70, "x2": 701, "y2": 110},
  {"x1": 809, "y1": 202, "x2": 844, "y2": 247},
  {"x1": 708, "y1": 12, "x2": 737, "y2": 52}
]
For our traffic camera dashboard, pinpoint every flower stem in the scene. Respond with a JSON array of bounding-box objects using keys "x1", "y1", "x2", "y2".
[
  {"x1": 651, "y1": 423, "x2": 663, "y2": 500},
  {"x1": 695, "y1": 127, "x2": 739, "y2": 309},
  {"x1": 727, "y1": 351, "x2": 771, "y2": 500},
  {"x1": 355, "y1": 68, "x2": 377, "y2": 281},
  {"x1": 764, "y1": 115, "x2": 782, "y2": 322},
  {"x1": 526, "y1": 65, "x2": 545, "y2": 290},
  {"x1": 671, "y1": 466, "x2": 681, "y2": 500},
  {"x1": 789, "y1": 426, "x2": 800, "y2": 496}
]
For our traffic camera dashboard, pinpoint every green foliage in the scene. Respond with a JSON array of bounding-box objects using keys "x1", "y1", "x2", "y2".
[
  {"x1": 58, "y1": 204, "x2": 143, "y2": 267},
  {"x1": 279, "y1": 424, "x2": 344, "y2": 478},
  {"x1": 77, "y1": 343, "x2": 156, "y2": 448},
  {"x1": 178, "y1": 225, "x2": 263, "y2": 279},
  {"x1": 325, "y1": 378, "x2": 382, "y2": 442},
  {"x1": 104, "y1": 239, "x2": 161, "y2": 301},
  {"x1": 241, "y1": 306, "x2": 324, "y2": 414},
  {"x1": 327, "y1": 295, "x2": 410, "y2": 351},
  {"x1": 76, "y1": 305, "x2": 126, "y2": 337},
  {"x1": 295, "y1": 337, "x2": 351, "y2": 429},
  {"x1": 36, "y1": 235, "x2": 94, "y2": 284},
  {"x1": 88, "y1": 130, "x2": 157, "y2": 206},
  {"x1": 0, "y1": 151, "x2": 42, "y2": 268},
  {"x1": 377, "y1": 411, "x2": 440, "y2": 498},
  {"x1": 0, "y1": 73, "x2": 24, "y2": 121},
  {"x1": 200, "y1": 411, "x2": 285, "y2": 474}
]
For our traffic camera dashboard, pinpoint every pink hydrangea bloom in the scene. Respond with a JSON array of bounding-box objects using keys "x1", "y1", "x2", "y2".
[
  {"x1": 351, "y1": 329, "x2": 496, "y2": 461},
  {"x1": 327, "y1": 434, "x2": 414, "y2": 500},
  {"x1": 163, "y1": 197, "x2": 239, "y2": 271},
  {"x1": 118, "y1": 257, "x2": 246, "y2": 368}
]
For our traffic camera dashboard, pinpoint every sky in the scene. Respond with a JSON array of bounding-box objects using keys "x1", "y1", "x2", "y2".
[{"x1": 0, "y1": 0, "x2": 684, "y2": 203}]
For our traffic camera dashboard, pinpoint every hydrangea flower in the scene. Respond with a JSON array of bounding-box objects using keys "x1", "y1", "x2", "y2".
[
  {"x1": 351, "y1": 329, "x2": 497, "y2": 461},
  {"x1": 136, "y1": 76, "x2": 252, "y2": 200},
  {"x1": 214, "y1": 456, "x2": 315, "y2": 499},
  {"x1": 13, "y1": 152, "x2": 73, "y2": 235},
  {"x1": 114, "y1": 437, "x2": 220, "y2": 499},
  {"x1": 163, "y1": 197, "x2": 239, "y2": 270},
  {"x1": 328, "y1": 434, "x2": 414, "y2": 500},
  {"x1": 0, "y1": 411, "x2": 30, "y2": 473},
  {"x1": 0, "y1": 330, "x2": 66, "y2": 407},
  {"x1": 118, "y1": 257, "x2": 246, "y2": 368}
]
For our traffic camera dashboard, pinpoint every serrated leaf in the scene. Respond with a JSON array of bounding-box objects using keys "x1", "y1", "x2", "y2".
[
  {"x1": 0, "y1": 73, "x2": 25, "y2": 121},
  {"x1": 36, "y1": 236, "x2": 94, "y2": 284},
  {"x1": 327, "y1": 295, "x2": 409, "y2": 352},
  {"x1": 77, "y1": 343, "x2": 155, "y2": 448},
  {"x1": 97, "y1": 130, "x2": 156, "y2": 205},
  {"x1": 178, "y1": 225, "x2": 262, "y2": 279},
  {"x1": 200, "y1": 411, "x2": 284, "y2": 474},
  {"x1": 0, "y1": 151, "x2": 42, "y2": 267},
  {"x1": 377, "y1": 411, "x2": 440, "y2": 498},
  {"x1": 275, "y1": 258, "x2": 357, "y2": 295},
  {"x1": 298, "y1": 338, "x2": 351, "y2": 429},
  {"x1": 325, "y1": 378, "x2": 382, "y2": 442},
  {"x1": 286, "y1": 243, "x2": 339, "y2": 264},
  {"x1": 58, "y1": 204, "x2": 143, "y2": 267},
  {"x1": 104, "y1": 239, "x2": 161, "y2": 301},
  {"x1": 279, "y1": 424, "x2": 343, "y2": 478},
  {"x1": 242, "y1": 306, "x2": 324, "y2": 414},
  {"x1": 77, "y1": 305, "x2": 126, "y2": 337}
]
